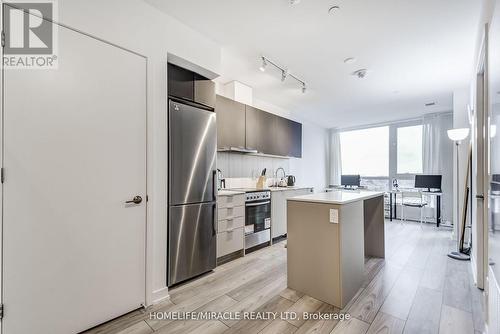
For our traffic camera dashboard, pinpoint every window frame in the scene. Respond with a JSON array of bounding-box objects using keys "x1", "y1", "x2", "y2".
[{"x1": 339, "y1": 119, "x2": 424, "y2": 189}]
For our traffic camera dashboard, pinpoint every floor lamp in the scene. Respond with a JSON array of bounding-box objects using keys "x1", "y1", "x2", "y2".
[{"x1": 447, "y1": 127, "x2": 470, "y2": 261}]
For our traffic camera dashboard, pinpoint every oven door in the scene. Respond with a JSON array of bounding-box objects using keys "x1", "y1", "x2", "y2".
[{"x1": 245, "y1": 200, "x2": 271, "y2": 233}]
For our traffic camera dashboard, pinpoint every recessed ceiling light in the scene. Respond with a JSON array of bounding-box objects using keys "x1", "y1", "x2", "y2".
[
  {"x1": 352, "y1": 69, "x2": 368, "y2": 79},
  {"x1": 425, "y1": 102, "x2": 436, "y2": 107},
  {"x1": 328, "y1": 5, "x2": 340, "y2": 14},
  {"x1": 343, "y1": 57, "x2": 356, "y2": 64}
]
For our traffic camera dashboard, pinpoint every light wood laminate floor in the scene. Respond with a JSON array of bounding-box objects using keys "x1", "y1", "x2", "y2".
[{"x1": 84, "y1": 220, "x2": 485, "y2": 334}]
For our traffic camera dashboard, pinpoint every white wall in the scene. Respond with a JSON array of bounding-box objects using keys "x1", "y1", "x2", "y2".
[
  {"x1": 55, "y1": 0, "x2": 222, "y2": 305},
  {"x1": 288, "y1": 121, "x2": 329, "y2": 192}
]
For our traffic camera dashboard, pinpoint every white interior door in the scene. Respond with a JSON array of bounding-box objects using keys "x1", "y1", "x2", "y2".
[{"x1": 2, "y1": 21, "x2": 147, "y2": 334}]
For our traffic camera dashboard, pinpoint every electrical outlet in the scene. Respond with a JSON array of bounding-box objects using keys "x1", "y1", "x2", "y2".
[{"x1": 329, "y1": 209, "x2": 338, "y2": 224}]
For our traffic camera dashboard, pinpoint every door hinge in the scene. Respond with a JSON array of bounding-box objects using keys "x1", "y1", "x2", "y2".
[
  {"x1": 1, "y1": 30, "x2": 5, "y2": 48},
  {"x1": 0, "y1": 303, "x2": 4, "y2": 319},
  {"x1": 146, "y1": 195, "x2": 149, "y2": 202},
  {"x1": 1, "y1": 168, "x2": 5, "y2": 183}
]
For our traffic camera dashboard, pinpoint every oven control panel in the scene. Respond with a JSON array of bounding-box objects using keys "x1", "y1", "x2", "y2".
[{"x1": 246, "y1": 191, "x2": 271, "y2": 202}]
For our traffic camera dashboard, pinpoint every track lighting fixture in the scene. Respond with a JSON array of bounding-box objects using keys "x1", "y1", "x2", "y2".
[
  {"x1": 258, "y1": 55, "x2": 307, "y2": 93},
  {"x1": 259, "y1": 57, "x2": 267, "y2": 72}
]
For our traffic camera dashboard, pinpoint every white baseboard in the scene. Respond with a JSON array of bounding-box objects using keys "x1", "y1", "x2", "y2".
[{"x1": 151, "y1": 286, "x2": 170, "y2": 305}]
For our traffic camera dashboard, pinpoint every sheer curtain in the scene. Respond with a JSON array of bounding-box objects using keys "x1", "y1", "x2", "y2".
[
  {"x1": 423, "y1": 113, "x2": 443, "y2": 173},
  {"x1": 422, "y1": 112, "x2": 453, "y2": 173},
  {"x1": 329, "y1": 128, "x2": 342, "y2": 186},
  {"x1": 422, "y1": 112, "x2": 453, "y2": 221}
]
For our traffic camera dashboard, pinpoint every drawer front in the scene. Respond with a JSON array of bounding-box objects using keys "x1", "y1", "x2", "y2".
[
  {"x1": 217, "y1": 194, "x2": 245, "y2": 209},
  {"x1": 217, "y1": 227, "x2": 244, "y2": 257},
  {"x1": 218, "y1": 216, "x2": 244, "y2": 233},
  {"x1": 218, "y1": 205, "x2": 245, "y2": 221}
]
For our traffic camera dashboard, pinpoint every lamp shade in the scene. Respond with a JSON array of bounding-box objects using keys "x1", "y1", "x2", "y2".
[{"x1": 447, "y1": 128, "x2": 470, "y2": 141}]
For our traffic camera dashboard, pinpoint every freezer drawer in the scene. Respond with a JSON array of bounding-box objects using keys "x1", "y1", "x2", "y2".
[{"x1": 168, "y1": 202, "x2": 216, "y2": 286}]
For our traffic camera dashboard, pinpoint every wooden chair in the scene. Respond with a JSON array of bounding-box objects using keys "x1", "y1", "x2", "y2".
[{"x1": 401, "y1": 191, "x2": 428, "y2": 227}]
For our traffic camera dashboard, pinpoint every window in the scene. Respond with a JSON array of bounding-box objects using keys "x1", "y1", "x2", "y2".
[
  {"x1": 397, "y1": 125, "x2": 423, "y2": 174},
  {"x1": 340, "y1": 126, "x2": 389, "y2": 177}
]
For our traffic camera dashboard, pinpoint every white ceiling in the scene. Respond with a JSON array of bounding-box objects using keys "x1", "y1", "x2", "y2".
[{"x1": 146, "y1": 0, "x2": 481, "y2": 128}]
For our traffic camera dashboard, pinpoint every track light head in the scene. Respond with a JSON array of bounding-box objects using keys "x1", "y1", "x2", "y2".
[
  {"x1": 259, "y1": 57, "x2": 267, "y2": 72},
  {"x1": 281, "y1": 69, "x2": 288, "y2": 82}
]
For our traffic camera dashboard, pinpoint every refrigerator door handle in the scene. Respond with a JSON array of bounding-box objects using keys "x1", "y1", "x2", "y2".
[
  {"x1": 212, "y1": 203, "x2": 217, "y2": 236},
  {"x1": 212, "y1": 170, "x2": 217, "y2": 201}
]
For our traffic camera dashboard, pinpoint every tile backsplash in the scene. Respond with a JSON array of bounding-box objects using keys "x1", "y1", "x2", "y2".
[{"x1": 217, "y1": 152, "x2": 290, "y2": 179}]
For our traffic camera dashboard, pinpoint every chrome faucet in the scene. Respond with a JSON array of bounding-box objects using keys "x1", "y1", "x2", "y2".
[{"x1": 274, "y1": 167, "x2": 286, "y2": 186}]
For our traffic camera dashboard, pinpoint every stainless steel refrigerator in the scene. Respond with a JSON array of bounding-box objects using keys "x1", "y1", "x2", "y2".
[{"x1": 168, "y1": 99, "x2": 217, "y2": 286}]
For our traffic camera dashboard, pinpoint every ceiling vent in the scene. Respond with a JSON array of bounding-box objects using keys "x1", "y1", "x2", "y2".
[{"x1": 425, "y1": 102, "x2": 436, "y2": 107}]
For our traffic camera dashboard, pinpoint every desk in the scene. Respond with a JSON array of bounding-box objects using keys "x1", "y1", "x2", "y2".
[
  {"x1": 387, "y1": 190, "x2": 442, "y2": 227},
  {"x1": 287, "y1": 190, "x2": 385, "y2": 308}
]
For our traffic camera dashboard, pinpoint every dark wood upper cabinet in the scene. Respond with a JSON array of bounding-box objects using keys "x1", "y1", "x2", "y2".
[
  {"x1": 215, "y1": 95, "x2": 246, "y2": 150},
  {"x1": 168, "y1": 63, "x2": 194, "y2": 101},
  {"x1": 214, "y1": 94, "x2": 302, "y2": 158},
  {"x1": 274, "y1": 116, "x2": 291, "y2": 157},
  {"x1": 194, "y1": 73, "x2": 215, "y2": 108},
  {"x1": 168, "y1": 64, "x2": 215, "y2": 108},
  {"x1": 273, "y1": 116, "x2": 302, "y2": 158},
  {"x1": 245, "y1": 105, "x2": 276, "y2": 154},
  {"x1": 288, "y1": 119, "x2": 302, "y2": 158}
]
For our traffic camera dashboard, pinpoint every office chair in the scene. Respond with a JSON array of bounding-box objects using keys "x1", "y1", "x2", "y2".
[{"x1": 401, "y1": 191, "x2": 428, "y2": 227}]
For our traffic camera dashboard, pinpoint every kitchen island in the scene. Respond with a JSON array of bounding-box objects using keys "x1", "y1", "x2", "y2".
[{"x1": 286, "y1": 190, "x2": 385, "y2": 308}]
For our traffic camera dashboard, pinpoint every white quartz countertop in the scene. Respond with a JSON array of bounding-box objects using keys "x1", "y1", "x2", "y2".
[
  {"x1": 287, "y1": 190, "x2": 384, "y2": 205},
  {"x1": 269, "y1": 186, "x2": 313, "y2": 192},
  {"x1": 217, "y1": 190, "x2": 245, "y2": 196}
]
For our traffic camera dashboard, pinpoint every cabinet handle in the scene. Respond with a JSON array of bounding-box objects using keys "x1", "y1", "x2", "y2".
[{"x1": 212, "y1": 203, "x2": 217, "y2": 236}]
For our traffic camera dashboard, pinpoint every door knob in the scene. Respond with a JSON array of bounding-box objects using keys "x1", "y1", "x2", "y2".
[{"x1": 126, "y1": 196, "x2": 143, "y2": 204}]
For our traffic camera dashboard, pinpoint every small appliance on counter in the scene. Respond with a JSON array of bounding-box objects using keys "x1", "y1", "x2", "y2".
[{"x1": 287, "y1": 175, "x2": 296, "y2": 187}]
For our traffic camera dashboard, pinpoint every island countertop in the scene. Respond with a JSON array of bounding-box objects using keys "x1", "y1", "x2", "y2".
[{"x1": 287, "y1": 190, "x2": 384, "y2": 205}]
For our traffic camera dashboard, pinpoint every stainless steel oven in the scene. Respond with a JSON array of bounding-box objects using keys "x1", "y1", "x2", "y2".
[{"x1": 244, "y1": 190, "x2": 271, "y2": 249}]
